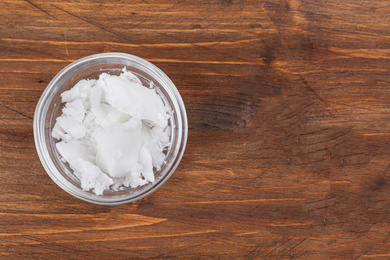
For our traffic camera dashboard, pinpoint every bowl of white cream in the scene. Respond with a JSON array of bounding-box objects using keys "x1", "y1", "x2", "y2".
[{"x1": 34, "y1": 52, "x2": 188, "y2": 205}]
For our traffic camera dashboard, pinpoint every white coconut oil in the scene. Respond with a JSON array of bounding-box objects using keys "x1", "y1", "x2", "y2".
[{"x1": 52, "y1": 68, "x2": 171, "y2": 195}]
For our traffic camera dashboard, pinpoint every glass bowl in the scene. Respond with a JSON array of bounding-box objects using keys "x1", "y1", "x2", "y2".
[{"x1": 33, "y1": 52, "x2": 188, "y2": 205}]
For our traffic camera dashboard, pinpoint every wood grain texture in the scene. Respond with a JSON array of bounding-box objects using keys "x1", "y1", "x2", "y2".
[{"x1": 1, "y1": 0, "x2": 390, "y2": 259}]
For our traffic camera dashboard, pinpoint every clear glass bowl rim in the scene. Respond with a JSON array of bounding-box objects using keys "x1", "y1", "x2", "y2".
[{"x1": 33, "y1": 52, "x2": 188, "y2": 205}]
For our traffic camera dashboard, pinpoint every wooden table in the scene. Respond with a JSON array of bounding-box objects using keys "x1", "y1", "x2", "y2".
[{"x1": 1, "y1": 0, "x2": 390, "y2": 259}]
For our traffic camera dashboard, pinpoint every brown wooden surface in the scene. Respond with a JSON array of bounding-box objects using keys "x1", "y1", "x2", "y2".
[{"x1": 1, "y1": 0, "x2": 390, "y2": 259}]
